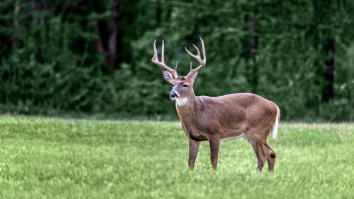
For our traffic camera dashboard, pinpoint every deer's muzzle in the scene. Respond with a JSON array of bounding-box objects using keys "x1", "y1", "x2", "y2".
[{"x1": 170, "y1": 91, "x2": 179, "y2": 99}]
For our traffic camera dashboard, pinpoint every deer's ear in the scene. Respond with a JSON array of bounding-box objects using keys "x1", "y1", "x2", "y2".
[{"x1": 162, "y1": 70, "x2": 175, "y2": 84}]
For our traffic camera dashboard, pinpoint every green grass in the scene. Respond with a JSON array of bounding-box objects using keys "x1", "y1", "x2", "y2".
[{"x1": 0, "y1": 116, "x2": 354, "y2": 199}]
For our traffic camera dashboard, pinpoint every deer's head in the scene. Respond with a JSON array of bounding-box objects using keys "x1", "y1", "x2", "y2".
[{"x1": 151, "y1": 38, "x2": 206, "y2": 105}]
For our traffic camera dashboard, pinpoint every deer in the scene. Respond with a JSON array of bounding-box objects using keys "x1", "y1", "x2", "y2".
[{"x1": 151, "y1": 38, "x2": 280, "y2": 172}]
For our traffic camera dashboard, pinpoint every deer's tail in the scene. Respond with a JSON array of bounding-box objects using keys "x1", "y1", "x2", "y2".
[{"x1": 271, "y1": 105, "x2": 280, "y2": 139}]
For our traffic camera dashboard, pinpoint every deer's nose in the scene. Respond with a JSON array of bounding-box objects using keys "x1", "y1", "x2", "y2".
[{"x1": 170, "y1": 92, "x2": 178, "y2": 99}]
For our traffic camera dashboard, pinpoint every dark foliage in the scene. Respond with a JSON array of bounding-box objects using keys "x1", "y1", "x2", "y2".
[{"x1": 0, "y1": 0, "x2": 354, "y2": 121}]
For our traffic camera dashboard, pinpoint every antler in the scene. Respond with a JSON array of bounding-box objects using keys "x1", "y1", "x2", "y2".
[
  {"x1": 152, "y1": 40, "x2": 178, "y2": 79},
  {"x1": 185, "y1": 38, "x2": 206, "y2": 80}
]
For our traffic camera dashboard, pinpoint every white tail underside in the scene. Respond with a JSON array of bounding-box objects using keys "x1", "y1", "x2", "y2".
[{"x1": 271, "y1": 106, "x2": 280, "y2": 139}]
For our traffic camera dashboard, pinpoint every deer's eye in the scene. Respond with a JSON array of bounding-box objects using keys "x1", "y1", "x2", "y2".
[{"x1": 182, "y1": 84, "x2": 188, "y2": 88}]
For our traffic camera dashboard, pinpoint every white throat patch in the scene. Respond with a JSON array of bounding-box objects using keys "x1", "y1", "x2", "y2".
[{"x1": 176, "y1": 97, "x2": 188, "y2": 106}]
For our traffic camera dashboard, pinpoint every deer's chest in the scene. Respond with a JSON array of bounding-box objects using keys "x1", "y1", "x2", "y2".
[
  {"x1": 181, "y1": 120, "x2": 219, "y2": 141},
  {"x1": 188, "y1": 130, "x2": 208, "y2": 141},
  {"x1": 177, "y1": 105, "x2": 220, "y2": 140}
]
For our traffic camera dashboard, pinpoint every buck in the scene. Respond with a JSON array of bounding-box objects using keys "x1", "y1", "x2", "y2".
[{"x1": 151, "y1": 38, "x2": 280, "y2": 172}]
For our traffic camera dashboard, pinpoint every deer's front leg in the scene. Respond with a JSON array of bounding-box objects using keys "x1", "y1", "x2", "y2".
[
  {"x1": 209, "y1": 135, "x2": 221, "y2": 170},
  {"x1": 188, "y1": 139, "x2": 200, "y2": 170}
]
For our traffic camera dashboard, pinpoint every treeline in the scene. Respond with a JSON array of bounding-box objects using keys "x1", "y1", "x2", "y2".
[{"x1": 0, "y1": 0, "x2": 354, "y2": 121}]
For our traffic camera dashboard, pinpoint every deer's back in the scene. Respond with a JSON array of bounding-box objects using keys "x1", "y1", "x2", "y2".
[{"x1": 195, "y1": 93, "x2": 277, "y2": 135}]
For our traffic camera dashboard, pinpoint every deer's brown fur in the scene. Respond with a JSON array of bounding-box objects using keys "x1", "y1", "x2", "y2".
[{"x1": 152, "y1": 38, "x2": 280, "y2": 172}]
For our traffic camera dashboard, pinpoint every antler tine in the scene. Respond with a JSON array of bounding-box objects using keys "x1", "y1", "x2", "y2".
[
  {"x1": 174, "y1": 61, "x2": 179, "y2": 71},
  {"x1": 200, "y1": 37, "x2": 206, "y2": 64},
  {"x1": 185, "y1": 44, "x2": 200, "y2": 60},
  {"x1": 184, "y1": 45, "x2": 201, "y2": 64},
  {"x1": 153, "y1": 40, "x2": 157, "y2": 59},
  {"x1": 184, "y1": 38, "x2": 206, "y2": 66},
  {"x1": 161, "y1": 40, "x2": 164, "y2": 63},
  {"x1": 151, "y1": 40, "x2": 178, "y2": 78},
  {"x1": 185, "y1": 37, "x2": 207, "y2": 80}
]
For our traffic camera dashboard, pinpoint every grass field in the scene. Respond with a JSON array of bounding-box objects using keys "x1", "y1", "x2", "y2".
[{"x1": 0, "y1": 116, "x2": 353, "y2": 199}]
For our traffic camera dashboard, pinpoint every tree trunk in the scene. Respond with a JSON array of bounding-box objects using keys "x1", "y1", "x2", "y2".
[
  {"x1": 323, "y1": 39, "x2": 335, "y2": 101},
  {"x1": 243, "y1": 15, "x2": 258, "y2": 93},
  {"x1": 94, "y1": 0, "x2": 123, "y2": 71}
]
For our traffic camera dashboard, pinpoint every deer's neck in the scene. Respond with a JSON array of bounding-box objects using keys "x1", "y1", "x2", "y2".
[{"x1": 175, "y1": 91, "x2": 199, "y2": 125}]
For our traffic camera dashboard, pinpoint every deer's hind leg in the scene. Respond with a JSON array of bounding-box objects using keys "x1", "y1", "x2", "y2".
[
  {"x1": 263, "y1": 142, "x2": 276, "y2": 171},
  {"x1": 247, "y1": 132, "x2": 267, "y2": 172},
  {"x1": 261, "y1": 124, "x2": 277, "y2": 172},
  {"x1": 251, "y1": 141, "x2": 267, "y2": 172}
]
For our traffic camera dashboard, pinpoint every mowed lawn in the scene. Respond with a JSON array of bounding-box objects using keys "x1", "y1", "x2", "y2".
[{"x1": 0, "y1": 116, "x2": 353, "y2": 199}]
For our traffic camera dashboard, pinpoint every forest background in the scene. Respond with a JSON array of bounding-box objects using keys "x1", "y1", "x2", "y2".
[{"x1": 1, "y1": 0, "x2": 354, "y2": 121}]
